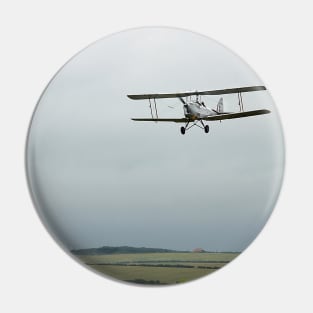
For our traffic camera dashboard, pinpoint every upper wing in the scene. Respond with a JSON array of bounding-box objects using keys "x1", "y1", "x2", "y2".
[
  {"x1": 131, "y1": 118, "x2": 189, "y2": 123},
  {"x1": 202, "y1": 109, "x2": 271, "y2": 121},
  {"x1": 127, "y1": 86, "x2": 266, "y2": 100},
  {"x1": 198, "y1": 86, "x2": 266, "y2": 96}
]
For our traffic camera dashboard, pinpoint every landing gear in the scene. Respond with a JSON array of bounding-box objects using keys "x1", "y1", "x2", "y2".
[
  {"x1": 179, "y1": 120, "x2": 209, "y2": 135},
  {"x1": 180, "y1": 121, "x2": 189, "y2": 135},
  {"x1": 201, "y1": 120, "x2": 209, "y2": 134}
]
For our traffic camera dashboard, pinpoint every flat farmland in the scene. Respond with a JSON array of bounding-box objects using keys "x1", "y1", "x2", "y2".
[{"x1": 76, "y1": 252, "x2": 240, "y2": 285}]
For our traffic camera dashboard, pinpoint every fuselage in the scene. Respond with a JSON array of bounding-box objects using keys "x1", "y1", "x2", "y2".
[{"x1": 183, "y1": 101, "x2": 216, "y2": 120}]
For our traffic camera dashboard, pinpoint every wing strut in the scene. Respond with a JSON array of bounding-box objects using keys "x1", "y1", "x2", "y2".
[
  {"x1": 153, "y1": 98, "x2": 158, "y2": 119},
  {"x1": 238, "y1": 92, "x2": 245, "y2": 112},
  {"x1": 147, "y1": 98, "x2": 159, "y2": 120},
  {"x1": 148, "y1": 98, "x2": 153, "y2": 118}
]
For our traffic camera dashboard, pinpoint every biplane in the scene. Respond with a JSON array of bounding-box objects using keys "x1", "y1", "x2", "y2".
[{"x1": 128, "y1": 86, "x2": 270, "y2": 135}]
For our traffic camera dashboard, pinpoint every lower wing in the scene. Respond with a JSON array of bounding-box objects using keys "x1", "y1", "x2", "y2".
[
  {"x1": 131, "y1": 117, "x2": 189, "y2": 123},
  {"x1": 202, "y1": 109, "x2": 271, "y2": 121},
  {"x1": 131, "y1": 109, "x2": 270, "y2": 123}
]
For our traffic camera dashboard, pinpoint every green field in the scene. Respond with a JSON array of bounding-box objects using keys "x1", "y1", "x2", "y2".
[{"x1": 76, "y1": 252, "x2": 240, "y2": 285}]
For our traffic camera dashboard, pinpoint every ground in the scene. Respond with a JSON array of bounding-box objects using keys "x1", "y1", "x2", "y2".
[{"x1": 75, "y1": 252, "x2": 240, "y2": 285}]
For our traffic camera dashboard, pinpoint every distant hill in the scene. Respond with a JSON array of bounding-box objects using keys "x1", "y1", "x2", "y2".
[{"x1": 71, "y1": 245, "x2": 189, "y2": 255}]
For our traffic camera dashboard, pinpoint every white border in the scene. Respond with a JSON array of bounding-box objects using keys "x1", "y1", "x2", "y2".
[{"x1": 1, "y1": 1, "x2": 312, "y2": 312}]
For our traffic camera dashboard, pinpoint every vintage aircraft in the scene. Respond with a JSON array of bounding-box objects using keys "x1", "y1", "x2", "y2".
[{"x1": 128, "y1": 86, "x2": 270, "y2": 135}]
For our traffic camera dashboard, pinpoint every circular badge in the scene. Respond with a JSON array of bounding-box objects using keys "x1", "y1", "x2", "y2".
[{"x1": 26, "y1": 27, "x2": 284, "y2": 285}]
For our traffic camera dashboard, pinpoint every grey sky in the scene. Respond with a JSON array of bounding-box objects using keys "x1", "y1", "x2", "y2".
[{"x1": 27, "y1": 27, "x2": 284, "y2": 252}]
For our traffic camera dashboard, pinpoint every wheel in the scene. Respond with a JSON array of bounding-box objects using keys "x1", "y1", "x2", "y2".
[
  {"x1": 204, "y1": 125, "x2": 209, "y2": 133},
  {"x1": 180, "y1": 127, "x2": 186, "y2": 135}
]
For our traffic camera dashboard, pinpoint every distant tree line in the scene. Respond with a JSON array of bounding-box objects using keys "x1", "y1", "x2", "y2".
[
  {"x1": 125, "y1": 279, "x2": 165, "y2": 285},
  {"x1": 71, "y1": 245, "x2": 188, "y2": 255},
  {"x1": 72, "y1": 245, "x2": 241, "y2": 255}
]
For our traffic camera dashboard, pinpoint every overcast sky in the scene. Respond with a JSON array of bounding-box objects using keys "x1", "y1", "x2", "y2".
[{"x1": 27, "y1": 27, "x2": 284, "y2": 252}]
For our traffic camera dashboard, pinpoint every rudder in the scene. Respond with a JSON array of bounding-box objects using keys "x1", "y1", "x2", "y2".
[{"x1": 217, "y1": 97, "x2": 223, "y2": 113}]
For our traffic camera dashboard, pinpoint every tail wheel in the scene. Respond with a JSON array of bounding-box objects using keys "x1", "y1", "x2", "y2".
[
  {"x1": 204, "y1": 125, "x2": 209, "y2": 133},
  {"x1": 180, "y1": 127, "x2": 186, "y2": 135}
]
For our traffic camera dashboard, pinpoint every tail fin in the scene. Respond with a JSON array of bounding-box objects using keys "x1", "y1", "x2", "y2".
[{"x1": 217, "y1": 97, "x2": 223, "y2": 113}]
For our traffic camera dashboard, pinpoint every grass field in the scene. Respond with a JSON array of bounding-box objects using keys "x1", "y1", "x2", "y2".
[{"x1": 76, "y1": 252, "x2": 240, "y2": 285}]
